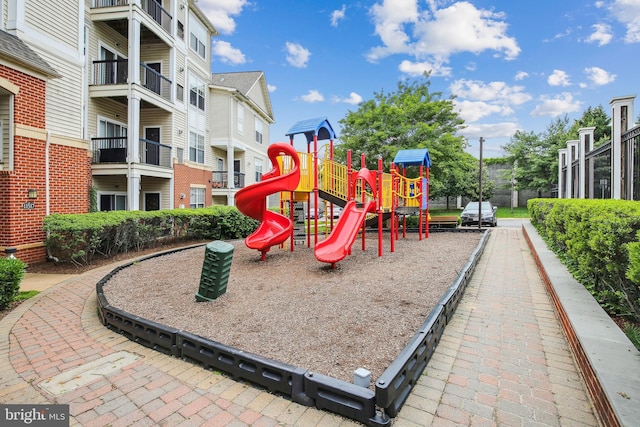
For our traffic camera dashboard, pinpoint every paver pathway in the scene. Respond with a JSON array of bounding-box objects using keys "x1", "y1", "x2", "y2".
[{"x1": 0, "y1": 227, "x2": 598, "y2": 426}]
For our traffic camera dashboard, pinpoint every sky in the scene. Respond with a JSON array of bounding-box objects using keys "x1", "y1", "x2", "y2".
[{"x1": 198, "y1": 0, "x2": 640, "y2": 158}]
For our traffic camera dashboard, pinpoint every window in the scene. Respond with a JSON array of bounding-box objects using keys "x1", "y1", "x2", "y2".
[
  {"x1": 255, "y1": 118, "x2": 263, "y2": 144},
  {"x1": 255, "y1": 158, "x2": 263, "y2": 182},
  {"x1": 189, "y1": 74, "x2": 205, "y2": 111},
  {"x1": 176, "y1": 84, "x2": 184, "y2": 102},
  {"x1": 189, "y1": 131, "x2": 204, "y2": 163},
  {"x1": 99, "y1": 194, "x2": 127, "y2": 211},
  {"x1": 236, "y1": 103, "x2": 244, "y2": 134},
  {"x1": 190, "y1": 187, "x2": 205, "y2": 208},
  {"x1": 189, "y1": 15, "x2": 207, "y2": 59},
  {"x1": 177, "y1": 21, "x2": 184, "y2": 40}
]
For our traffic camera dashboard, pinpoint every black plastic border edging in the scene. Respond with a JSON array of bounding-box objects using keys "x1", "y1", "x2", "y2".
[{"x1": 95, "y1": 231, "x2": 489, "y2": 426}]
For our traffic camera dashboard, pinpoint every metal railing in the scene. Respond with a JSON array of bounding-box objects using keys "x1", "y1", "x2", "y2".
[
  {"x1": 212, "y1": 171, "x2": 246, "y2": 189},
  {"x1": 140, "y1": 63, "x2": 172, "y2": 100},
  {"x1": 93, "y1": 59, "x2": 128, "y2": 85},
  {"x1": 142, "y1": 0, "x2": 172, "y2": 33},
  {"x1": 91, "y1": 137, "x2": 171, "y2": 168},
  {"x1": 93, "y1": 0, "x2": 128, "y2": 7},
  {"x1": 92, "y1": 137, "x2": 128, "y2": 163}
]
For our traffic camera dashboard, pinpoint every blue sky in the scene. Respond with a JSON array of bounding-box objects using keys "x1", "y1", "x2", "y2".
[{"x1": 199, "y1": 0, "x2": 640, "y2": 158}]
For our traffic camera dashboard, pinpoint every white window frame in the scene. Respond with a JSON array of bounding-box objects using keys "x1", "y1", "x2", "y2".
[
  {"x1": 255, "y1": 157, "x2": 263, "y2": 182},
  {"x1": 189, "y1": 13, "x2": 207, "y2": 59},
  {"x1": 236, "y1": 102, "x2": 244, "y2": 135},
  {"x1": 189, "y1": 73, "x2": 205, "y2": 111},
  {"x1": 98, "y1": 192, "x2": 127, "y2": 211},
  {"x1": 255, "y1": 117, "x2": 263, "y2": 144},
  {"x1": 189, "y1": 131, "x2": 205, "y2": 164},
  {"x1": 190, "y1": 187, "x2": 205, "y2": 209}
]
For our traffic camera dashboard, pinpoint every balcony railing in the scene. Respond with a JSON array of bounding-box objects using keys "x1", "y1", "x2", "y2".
[
  {"x1": 93, "y1": 0, "x2": 128, "y2": 7},
  {"x1": 92, "y1": 60, "x2": 172, "y2": 101},
  {"x1": 142, "y1": 0, "x2": 172, "y2": 33},
  {"x1": 93, "y1": 59, "x2": 128, "y2": 85},
  {"x1": 92, "y1": 136, "x2": 171, "y2": 168},
  {"x1": 92, "y1": 136, "x2": 127, "y2": 163},
  {"x1": 139, "y1": 138, "x2": 172, "y2": 167},
  {"x1": 212, "y1": 171, "x2": 246, "y2": 189},
  {"x1": 141, "y1": 63, "x2": 172, "y2": 101}
]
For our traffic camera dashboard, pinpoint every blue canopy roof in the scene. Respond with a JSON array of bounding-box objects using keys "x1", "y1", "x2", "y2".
[
  {"x1": 285, "y1": 117, "x2": 337, "y2": 143},
  {"x1": 393, "y1": 148, "x2": 431, "y2": 168}
]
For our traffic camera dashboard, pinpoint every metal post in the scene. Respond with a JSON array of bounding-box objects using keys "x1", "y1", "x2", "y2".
[{"x1": 478, "y1": 137, "x2": 484, "y2": 230}]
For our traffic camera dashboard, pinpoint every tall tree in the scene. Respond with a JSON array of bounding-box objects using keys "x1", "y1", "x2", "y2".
[
  {"x1": 335, "y1": 73, "x2": 467, "y2": 198},
  {"x1": 569, "y1": 105, "x2": 611, "y2": 146}
]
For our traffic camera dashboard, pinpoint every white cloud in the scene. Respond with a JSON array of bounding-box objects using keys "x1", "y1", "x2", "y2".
[
  {"x1": 331, "y1": 5, "x2": 346, "y2": 27},
  {"x1": 449, "y1": 79, "x2": 532, "y2": 106},
  {"x1": 460, "y1": 122, "x2": 521, "y2": 140},
  {"x1": 609, "y1": 0, "x2": 640, "y2": 42},
  {"x1": 198, "y1": 0, "x2": 249, "y2": 35},
  {"x1": 586, "y1": 23, "x2": 613, "y2": 46},
  {"x1": 212, "y1": 40, "x2": 246, "y2": 65},
  {"x1": 531, "y1": 93, "x2": 582, "y2": 117},
  {"x1": 584, "y1": 66, "x2": 616, "y2": 85},
  {"x1": 285, "y1": 42, "x2": 311, "y2": 68},
  {"x1": 334, "y1": 92, "x2": 363, "y2": 105},
  {"x1": 267, "y1": 84, "x2": 277, "y2": 93},
  {"x1": 454, "y1": 100, "x2": 513, "y2": 122},
  {"x1": 514, "y1": 71, "x2": 529, "y2": 81},
  {"x1": 300, "y1": 90, "x2": 324, "y2": 103},
  {"x1": 398, "y1": 59, "x2": 451, "y2": 77},
  {"x1": 547, "y1": 69, "x2": 571, "y2": 87},
  {"x1": 367, "y1": 1, "x2": 520, "y2": 64}
]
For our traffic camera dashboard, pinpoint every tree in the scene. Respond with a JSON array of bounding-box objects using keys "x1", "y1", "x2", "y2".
[
  {"x1": 569, "y1": 105, "x2": 611, "y2": 146},
  {"x1": 335, "y1": 73, "x2": 467, "y2": 198}
]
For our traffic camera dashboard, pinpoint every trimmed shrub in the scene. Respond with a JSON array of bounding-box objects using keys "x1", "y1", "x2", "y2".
[
  {"x1": 43, "y1": 207, "x2": 258, "y2": 266},
  {"x1": 0, "y1": 257, "x2": 27, "y2": 310},
  {"x1": 529, "y1": 198, "x2": 640, "y2": 322}
]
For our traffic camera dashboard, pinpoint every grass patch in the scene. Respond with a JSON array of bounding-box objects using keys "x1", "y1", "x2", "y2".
[
  {"x1": 15, "y1": 290, "x2": 39, "y2": 301},
  {"x1": 430, "y1": 207, "x2": 529, "y2": 219}
]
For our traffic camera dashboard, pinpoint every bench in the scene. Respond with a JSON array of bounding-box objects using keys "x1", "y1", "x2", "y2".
[{"x1": 428, "y1": 215, "x2": 459, "y2": 228}]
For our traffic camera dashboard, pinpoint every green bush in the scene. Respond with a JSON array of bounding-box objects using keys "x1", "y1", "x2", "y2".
[
  {"x1": 0, "y1": 257, "x2": 27, "y2": 310},
  {"x1": 43, "y1": 207, "x2": 258, "y2": 266},
  {"x1": 529, "y1": 198, "x2": 640, "y2": 322}
]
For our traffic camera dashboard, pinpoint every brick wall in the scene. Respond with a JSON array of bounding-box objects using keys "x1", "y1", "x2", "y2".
[
  {"x1": 174, "y1": 163, "x2": 212, "y2": 208},
  {"x1": 0, "y1": 65, "x2": 90, "y2": 264}
]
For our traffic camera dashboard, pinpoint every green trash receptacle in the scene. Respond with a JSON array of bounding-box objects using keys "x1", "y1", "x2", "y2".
[{"x1": 195, "y1": 240, "x2": 234, "y2": 302}]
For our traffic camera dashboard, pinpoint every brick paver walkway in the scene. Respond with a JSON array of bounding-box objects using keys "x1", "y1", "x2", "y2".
[{"x1": 0, "y1": 227, "x2": 598, "y2": 426}]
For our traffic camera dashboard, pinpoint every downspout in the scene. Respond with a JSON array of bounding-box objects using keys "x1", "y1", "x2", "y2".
[{"x1": 45, "y1": 130, "x2": 58, "y2": 262}]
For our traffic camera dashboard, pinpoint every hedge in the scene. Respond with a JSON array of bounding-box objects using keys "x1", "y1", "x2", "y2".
[
  {"x1": 0, "y1": 257, "x2": 26, "y2": 310},
  {"x1": 528, "y1": 198, "x2": 640, "y2": 322},
  {"x1": 43, "y1": 206, "x2": 258, "y2": 266}
]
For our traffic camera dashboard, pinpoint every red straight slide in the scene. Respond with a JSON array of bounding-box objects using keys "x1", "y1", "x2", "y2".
[
  {"x1": 235, "y1": 143, "x2": 300, "y2": 260},
  {"x1": 314, "y1": 199, "x2": 376, "y2": 267}
]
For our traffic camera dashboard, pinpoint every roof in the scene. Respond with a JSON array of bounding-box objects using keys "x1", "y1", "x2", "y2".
[
  {"x1": 393, "y1": 148, "x2": 431, "y2": 168},
  {"x1": 285, "y1": 117, "x2": 337, "y2": 143},
  {"x1": 0, "y1": 31, "x2": 61, "y2": 78},
  {"x1": 210, "y1": 71, "x2": 274, "y2": 122}
]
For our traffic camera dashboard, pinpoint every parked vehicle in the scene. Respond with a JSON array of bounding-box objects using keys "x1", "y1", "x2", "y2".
[{"x1": 460, "y1": 201, "x2": 497, "y2": 227}]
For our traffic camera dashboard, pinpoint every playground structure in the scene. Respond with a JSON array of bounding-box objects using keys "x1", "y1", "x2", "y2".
[{"x1": 235, "y1": 118, "x2": 432, "y2": 267}]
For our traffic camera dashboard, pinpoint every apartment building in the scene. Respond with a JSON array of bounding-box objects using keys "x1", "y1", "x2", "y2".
[
  {"x1": 0, "y1": 0, "x2": 273, "y2": 263},
  {"x1": 209, "y1": 71, "x2": 274, "y2": 207}
]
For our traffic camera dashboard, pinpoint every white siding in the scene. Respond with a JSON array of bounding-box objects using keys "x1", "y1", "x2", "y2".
[{"x1": 25, "y1": 0, "x2": 79, "y2": 50}]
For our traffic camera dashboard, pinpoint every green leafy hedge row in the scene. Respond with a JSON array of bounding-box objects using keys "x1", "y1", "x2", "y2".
[
  {"x1": 0, "y1": 257, "x2": 26, "y2": 310},
  {"x1": 528, "y1": 198, "x2": 640, "y2": 322},
  {"x1": 43, "y1": 206, "x2": 258, "y2": 266}
]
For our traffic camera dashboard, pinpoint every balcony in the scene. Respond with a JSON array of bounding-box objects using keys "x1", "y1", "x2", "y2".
[
  {"x1": 212, "y1": 171, "x2": 246, "y2": 189},
  {"x1": 91, "y1": 60, "x2": 172, "y2": 102},
  {"x1": 92, "y1": 136, "x2": 172, "y2": 168},
  {"x1": 92, "y1": 0, "x2": 172, "y2": 35}
]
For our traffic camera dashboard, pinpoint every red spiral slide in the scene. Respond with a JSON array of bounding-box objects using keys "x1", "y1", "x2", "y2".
[{"x1": 235, "y1": 143, "x2": 301, "y2": 260}]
